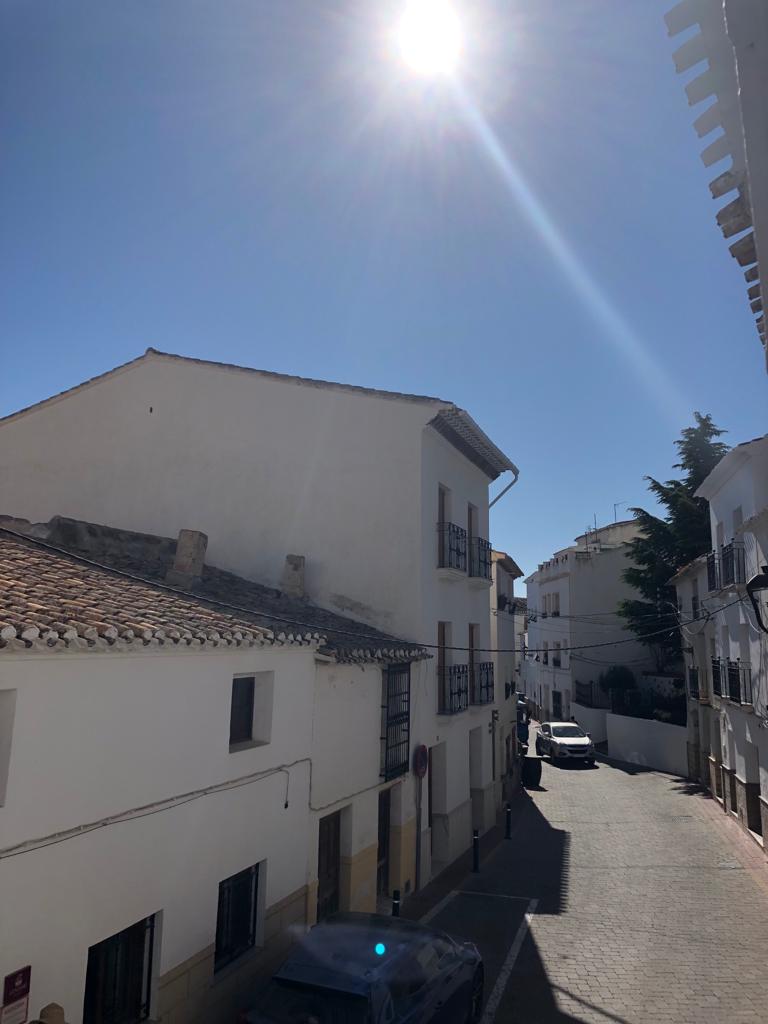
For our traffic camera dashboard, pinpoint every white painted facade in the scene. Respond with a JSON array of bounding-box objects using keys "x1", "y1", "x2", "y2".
[
  {"x1": 525, "y1": 522, "x2": 657, "y2": 722},
  {"x1": 0, "y1": 350, "x2": 519, "y2": 893},
  {"x1": 0, "y1": 643, "x2": 316, "y2": 1021},
  {"x1": 674, "y1": 436, "x2": 768, "y2": 842},
  {"x1": 490, "y1": 551, "x2": 523, "y2": 794},
  {"x1": 666, "y1": 0, "x2": 768, "y2": 360}
]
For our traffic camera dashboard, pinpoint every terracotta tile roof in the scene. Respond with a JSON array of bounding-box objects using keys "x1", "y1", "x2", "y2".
[{"x1": 0, "y1": 529, "x2": 426, "y2": 663}]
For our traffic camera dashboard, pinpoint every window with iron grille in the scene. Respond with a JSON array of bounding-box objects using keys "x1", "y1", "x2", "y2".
[
  {"x1": 83, "y1": 915, "x2": 155, "y2": 1024},
  {"x1": 437, "y1": 522, "x2": 467, "y2": 571},
  {"x1": 381, "y1": 664, "x2": 411, "y2": 780},
  {"x1": 215, "y1": 864, "x2": 259, "y2": 972}
]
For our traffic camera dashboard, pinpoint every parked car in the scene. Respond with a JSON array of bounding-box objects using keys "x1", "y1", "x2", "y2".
[
  {"x1": 535, "y1": 722, "x2": 595, "y2": 765},
  {"x1": 240, "y1": 912, "x2": 484, "y2": 1024}
]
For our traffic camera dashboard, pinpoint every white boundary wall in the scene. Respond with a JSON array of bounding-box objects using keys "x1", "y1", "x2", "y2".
[
  {"x1": 606, "y1": 713, "x2": 688, "y2": 776},
  {"x1": 572, "y1": 704, "x2": 608, "y2": 744}
]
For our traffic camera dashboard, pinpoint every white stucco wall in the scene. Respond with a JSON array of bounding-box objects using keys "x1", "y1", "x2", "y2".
[
  {"x1": 0, "y1": 355, "x2": 428, "y2": 638},
  {"x1": 572, "y1": 704, "x2": 608, "y2": 744},
  {"x1": 0, "y1": 646, "x2": 315, "y2": 1019},
  {"x1": 606, "y1": 713, "x2": 688, "y2": 776}
]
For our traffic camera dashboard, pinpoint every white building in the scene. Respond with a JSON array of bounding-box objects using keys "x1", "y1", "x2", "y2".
[
  {"x1": 0, "y1": 348, "x2": 519, "y2": 891},
  {"x1": 666, "y1": 0, "x2": 768, "y2": 360},
  {"x1": 674, "y1": 435, "x2": 768, "y2": 843},
  {"x1": 0, "y1": 521, "x2": 426, "y2": 1023},
  {"x1": 525, "y1": 522, "x2": 657, "y2": 722},
  {"x1": 490, "y1": 550, "x2": 524, "y2": 788}
]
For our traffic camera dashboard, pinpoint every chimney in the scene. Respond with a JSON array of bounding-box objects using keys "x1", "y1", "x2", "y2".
[
  {"x1": 281, "y1": 554, "x2": 305, "y2": 599},
  {"x1": 166, "y1": 529, "x2": 208, "y2": 590}
]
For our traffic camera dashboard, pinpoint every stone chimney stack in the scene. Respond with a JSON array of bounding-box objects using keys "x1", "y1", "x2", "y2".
[
  {"x1": 166, "y1": 529, "x2": 208, "y2": 590},
  {"x1": 281, "y1": 554, "x2": 305, "y2": 599}
]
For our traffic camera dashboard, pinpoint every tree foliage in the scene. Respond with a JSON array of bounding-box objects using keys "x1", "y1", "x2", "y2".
[{"x1": 618, "y1": 413, "x2": 728, "y2": 673}]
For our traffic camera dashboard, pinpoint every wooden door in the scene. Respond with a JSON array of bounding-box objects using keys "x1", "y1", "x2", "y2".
[
  {"x1": 317, "y1": 811, "x2": 341, "y2": 921},
  {"x1": 377, "y1": 789, "x2": 391, "y2": 896}
]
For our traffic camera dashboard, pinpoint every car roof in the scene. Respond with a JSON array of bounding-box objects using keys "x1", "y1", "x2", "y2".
[
  {"x1": 545, "y1": 721, "x2": 581, "y2": 727},
  {"x1": 275, "y1": 913, "x2": 450, "y2": 995}
]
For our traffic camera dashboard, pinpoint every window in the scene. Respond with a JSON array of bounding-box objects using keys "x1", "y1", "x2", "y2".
[
  {"x1": 0, "y1": 690, "x2": 17, "y2": 806},
  {"x1": 83, "y1": 915, "x2": 156, "y2": 1024},
  {"x1": 381, "y1": 664, "x2": 411, "y2": 780},
  {"x1": 229, "y1": 674, "x2": 274, "y2": 749},
  {"x1": 215, "y1": 864, "x2": 260, "y2": 972},
  {"x1": 438, "y1": 485, "x2": 449, "y2": 525},
  {"x1": 542, "y1": 641, "x2": 548, "y2": 666},
  {"x1": 551, "y1": 593, "x2": 560, "y2": 617},
  {"x1": 553, "y1": 642, "x2": 561, "y2": 668}
]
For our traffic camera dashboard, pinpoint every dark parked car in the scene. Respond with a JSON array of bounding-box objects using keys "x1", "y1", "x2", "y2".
[{"x1": 241, "y1": 912, "x2": 484, "y2": 1024}]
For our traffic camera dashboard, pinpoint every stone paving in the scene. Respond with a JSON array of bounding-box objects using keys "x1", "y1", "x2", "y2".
[{"x1": 414, "y1": 753, "x2": 768, "y2": 1023}]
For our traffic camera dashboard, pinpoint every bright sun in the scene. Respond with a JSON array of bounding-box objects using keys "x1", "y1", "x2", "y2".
[{"x1": 396, "y1": 0, "x2": 463, "y2": 77}]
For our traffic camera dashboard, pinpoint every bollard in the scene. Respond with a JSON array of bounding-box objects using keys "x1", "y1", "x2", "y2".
[
  {"x1": 392, "y1": 889, "x2": 401, "y2": 917},
  {"x1": 472, "y1": 829, "x2": 480, "y2": 873},
  {"x1": 505, "y1": 802, "x2": 512, "y2": 840}
]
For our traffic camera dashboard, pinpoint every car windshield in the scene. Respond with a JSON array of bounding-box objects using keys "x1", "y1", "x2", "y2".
[
  {"x1": 255, "y1": 980, "x2": 371, "y2": 1024},
  {"x1": 551, "y1": 725, "x2": 586, "y2": 738}
]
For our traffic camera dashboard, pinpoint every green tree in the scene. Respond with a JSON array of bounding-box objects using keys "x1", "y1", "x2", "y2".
[{"x1": 618, "y1": 413, "x2": 728, "y2": 673}]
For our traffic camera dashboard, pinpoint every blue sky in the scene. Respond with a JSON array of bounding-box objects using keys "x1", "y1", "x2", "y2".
[{"x1": 2, "y1": 1, "x2": 766, "y2": 578}]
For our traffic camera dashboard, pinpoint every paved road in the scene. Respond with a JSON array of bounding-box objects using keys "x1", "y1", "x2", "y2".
[{"x1": 416, "y1": 754, "x2": 768, "y2": 1024}]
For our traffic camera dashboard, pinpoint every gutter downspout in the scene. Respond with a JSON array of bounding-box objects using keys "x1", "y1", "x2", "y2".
[{"x1": 489, "y1": 465, "x2": 520, "y2": 509}]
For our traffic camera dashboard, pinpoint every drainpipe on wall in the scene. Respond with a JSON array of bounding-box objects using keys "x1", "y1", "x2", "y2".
[{"x1": 489, "y1": 465, "x2": 520, "y2": 509}]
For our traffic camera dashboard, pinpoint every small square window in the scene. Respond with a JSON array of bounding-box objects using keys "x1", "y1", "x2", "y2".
[
  {"x1": 229, "y1": 673, "x2": 275, "y2": 750},
  {"x1": 215, "y1": 864, "x2": 259, "y2": 972}
]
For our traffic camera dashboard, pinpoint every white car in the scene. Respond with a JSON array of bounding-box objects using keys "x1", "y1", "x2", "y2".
[{"x1": 536, "y1": 722, "x2": 595, "y2": 765}]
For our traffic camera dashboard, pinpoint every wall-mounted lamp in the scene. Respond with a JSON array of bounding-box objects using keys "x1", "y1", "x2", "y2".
[{"x1": 746, "y1": 565, "x2": 768, "y2": 634}]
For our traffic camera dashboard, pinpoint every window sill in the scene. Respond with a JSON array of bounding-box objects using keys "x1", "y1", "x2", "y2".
[
  {"x1": 229, "y1": 739, "x2": 269, "y2": 754},
  {"x1": 212, "y1": 944, "x2": 262, "y2": 985}
]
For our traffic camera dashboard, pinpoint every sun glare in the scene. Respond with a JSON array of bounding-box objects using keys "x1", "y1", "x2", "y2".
[{"x1": 396, "y1": 1, "x2": 463, "y2": 77}]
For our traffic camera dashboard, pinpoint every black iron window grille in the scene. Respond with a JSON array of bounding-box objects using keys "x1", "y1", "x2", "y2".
[
  {"x1": 711, "y1": 658, "x2": 722, "y2": 697},
  {"x1": 688, "y1": 666, "x2": 700, "y2": 700},
  {"x1": 706, "y1": 552, "x2": 719, "y2": 592},
  {"x1": 215, "y1": 864, "x2": 259, "y2": 972},
  {"x1": 720, "y1": 542, "x2": 746, "y2": 587},
  {"x1": 692, "y1": 596, "x2": 700, "y2": 620},
  {"x1": 469, "y1": 537, "x2": 492, "y2": 579},
  {"x1": 725, "y1": 660, "x2": 752, "y2": 705},
  {"x1": 470, "y1": 662, "x2": 494, "y2": 704},
  {"x1": 83, "y1": 915, "x2": 155, "y2": 1024},
  {"x1": 437, "y1": 522, "x2": 467, "y2": 572},
  {"x1": 438, "y1": 664, "x2": 469, "y2": 714},
  {"x1": 381, "y1": 663, "x2": 411, "y2": 780}
]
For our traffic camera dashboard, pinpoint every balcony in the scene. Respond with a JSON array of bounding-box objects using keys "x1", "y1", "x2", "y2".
[
  {"x1": 468, "y1": 536, "x2": 492, "y2": 584},
  {"x1": 688, "y1": 666, "x2": 700, "y2": 700},
  {"x1": 438, "y1": 664, "x2": 469, "y2": 715},
  {"x1": 707, "y1": 552, "x2": 719, "y2": 592},
  {"x1": 470, "y1": 661, "x2": 494, "y2": 705},
  {"x1": 725, "y1": 660, "x2": 753, "y2": 705},
  {"x1": 711, "y1": 657, "x2": 722, "y2": 697},
  {"x1": 437, "y1": 522, "x2": 467, "y2": 578},
  {"x1": 720, "y1": 542, "x2": 746, "y2": 587}
]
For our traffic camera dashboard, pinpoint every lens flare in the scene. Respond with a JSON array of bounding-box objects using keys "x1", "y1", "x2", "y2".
[{"x1": 375, "y1": 942, "x2": 386, "y2": 956}]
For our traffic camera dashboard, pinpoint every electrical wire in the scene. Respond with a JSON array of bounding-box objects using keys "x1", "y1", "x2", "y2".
[{"x1": 0, "y1": 526, "x2": 747, "y2": 656}]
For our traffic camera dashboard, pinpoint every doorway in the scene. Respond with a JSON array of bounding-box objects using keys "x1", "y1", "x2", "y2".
[
  {"x1": 317, "y1": 811, "x2": 341, "y2": 921},
  {"x1": 552, "y1": 690, "x2": 563, "y2": 720},
  {"x1": 377, "y1": 789, "x2": 391, "y2": 897}
]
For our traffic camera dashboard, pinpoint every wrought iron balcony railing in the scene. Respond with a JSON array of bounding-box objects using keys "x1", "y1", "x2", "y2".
[
  {"x1": 470, "y1": 661, "x2": 494, "y2": 705},
  {"x1": 437, "y1": 522, "x2": 467, "y2": 572},
  {"x1": 720, "y1": 542, "x2": 746, "y2": 587},
  {"x1": 380, "y1": 664, "x2": 411, "y2": 781},
  {"x1": 469, "y1": 536, "x2": 492, "y2": 579},
  {"x1": 725, "y1": 660, "x2": 753, "y2": 705},
  {"x1": 711, "y1": 657, "x2": 722, "y2": 697},
  {"x1": 707, "y1": 552, "x2": 719, "y2": 592},
  {"x1": 438, "y1": 664, "x2": 469, "y2": 715},
  {"x1": 688, "y1": 666, "x2": 700, "y2": 700}
]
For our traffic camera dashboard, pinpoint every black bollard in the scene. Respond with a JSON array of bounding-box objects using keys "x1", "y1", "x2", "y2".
[
  {"x1": 505, "y1": 802, "x2": 512, "y2": 840},
  {"x1": 392, "y1": 889, "x2": 401, "y2": 917},
  {"x1": 472, "y1": 829, "x2": 480, "y2": 873}
]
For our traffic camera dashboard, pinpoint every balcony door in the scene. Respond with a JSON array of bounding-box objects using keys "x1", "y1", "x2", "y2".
[{"x1": 317, "y1": 811, "x2": 341, "y2": 921}]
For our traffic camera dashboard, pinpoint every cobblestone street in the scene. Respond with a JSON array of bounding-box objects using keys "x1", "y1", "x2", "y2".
[{"x1": 409, "y1": 755, "x2": 768, "y2": 1024}]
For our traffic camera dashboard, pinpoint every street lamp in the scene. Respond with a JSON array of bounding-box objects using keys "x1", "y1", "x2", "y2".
[{"x1": 746, "y1": 565, "x2": 768, "y2": 634}]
